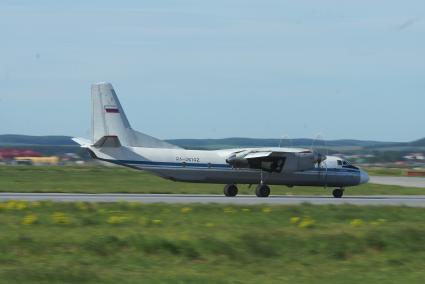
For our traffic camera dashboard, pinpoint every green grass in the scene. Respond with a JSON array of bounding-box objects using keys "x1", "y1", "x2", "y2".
[
  {"x1": 0, "y1": 166, "x2": 424, "y2": 195},
  {"x1": 0, "y1": 201, "x2": 424, "y2": 283}
]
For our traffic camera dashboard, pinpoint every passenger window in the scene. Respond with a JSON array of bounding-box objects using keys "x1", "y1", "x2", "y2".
[{"x1": 343, "y1": 161, "x2": 348, "y2": 166}]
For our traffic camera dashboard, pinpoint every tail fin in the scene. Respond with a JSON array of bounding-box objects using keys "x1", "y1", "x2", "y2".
[
  {"x1": 92, "y1": 83, "x2": 132, "y2": 145},
  {"x1": 91, "y1": 82, "x2": 180, "y2": 149}
]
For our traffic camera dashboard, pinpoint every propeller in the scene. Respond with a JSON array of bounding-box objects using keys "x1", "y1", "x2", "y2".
[
  {"x1": 311, "y1": 134, "x2": 329, "y2": 187},
  {"x1": 310, "y1": 134, "x2": 329, "y2": 167},
  {"x1": 279, "y1": 134, "x2": 292, "y2": 148}
]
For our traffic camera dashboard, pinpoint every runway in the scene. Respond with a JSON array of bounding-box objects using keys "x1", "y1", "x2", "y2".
[
  {"x1": 1, "y1": 193, "x2": 425, "y2": 207},
  {"x1": 370, "y1": 176, "x2": 425, "y2": 188}
]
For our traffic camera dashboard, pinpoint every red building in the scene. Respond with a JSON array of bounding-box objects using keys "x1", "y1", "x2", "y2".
[{"x1": 0, "y1": 149, "x2": 43, "y2": 160}]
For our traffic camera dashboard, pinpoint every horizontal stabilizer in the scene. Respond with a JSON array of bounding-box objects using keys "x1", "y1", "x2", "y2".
[{"x1": 72, "y1": 137, "x2": 92, "y2": 148}]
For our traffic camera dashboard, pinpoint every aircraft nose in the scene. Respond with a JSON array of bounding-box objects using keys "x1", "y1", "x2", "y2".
[{"x1": 360, "y1": 170, "x2": 370, "y2": 184}]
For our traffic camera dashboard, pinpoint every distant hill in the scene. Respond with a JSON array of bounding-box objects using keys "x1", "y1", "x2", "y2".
[
  {"x1": 409, "y1": 138, "x2": 425, "y2": 147},
  {"x1": 166, "y1": 138, "x2": 391, "y2": 150},
  {"x1": 0, "y1": 135, "x2": 75, "y2": 146},
  {"x1": 0, "y1": 134, "x2": 424, "y2": 152}
]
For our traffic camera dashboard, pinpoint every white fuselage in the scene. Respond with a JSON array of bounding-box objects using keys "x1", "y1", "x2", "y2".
[
  {"x1": 75, "y1": 82, "x2": 370, "y2": 195},
  {"x1": 89, "y1": 146, "x2": 369, "y2": 188}
]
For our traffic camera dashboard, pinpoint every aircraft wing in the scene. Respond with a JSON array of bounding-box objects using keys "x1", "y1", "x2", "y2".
[
  {"x1": 243, "y1": 151, "x2": 274, "y2": 159},
  {"x1": 226, "y1": 149, "x2": 324, "y2": 173}
]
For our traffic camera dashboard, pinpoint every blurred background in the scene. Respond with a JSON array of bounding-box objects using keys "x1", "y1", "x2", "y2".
[
  {"x1": 0, "y1": 135, "x2": 424, "y2": 177},
  {"x1": 1, "y1": 2, "x2": 425, "y2": 283}
]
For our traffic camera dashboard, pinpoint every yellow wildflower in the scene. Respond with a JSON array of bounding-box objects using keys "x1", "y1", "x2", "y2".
[
  {"x1": 205, "y1": 223, "x2": 215, "y2": 228},
  {"x1": 350, "y1": 219, "x2": 364, "y2": 227},
  {"x1": 22, "y1": 214, "x2": 38, "y2": 225},
  {"x1": 181, "y1": 207, "x2": 193, "y2": 214},
  {"x1": 5, "y1": 201, "x2": 28, "y2": 210},
  {"x1": 76, "y1": 202, "x2": 88, "y2": 211},
  {"x1": 370, "y1": 219, "x2": 387, "y2": 226},
  {"x1": 51, "y1": 212, "x2": 72, "y2": 225},
  {"x1": 31, "y1": 201, "x2": 41, "y2": 208},
  {"x1": 107, "y1": 215, "x2": 131, "y2": 225},
  {"x1": 152, "y1": 219, "x2": 162, "y2": 225},
  {"x1": 16, "y1": 201, "x2": 28, "y2": 210},
  {"x1": 242, "y1": 208, "x2": 251, "y2": 212},
  {"x1": 5, "y1": 201, "x2": 17, "y2": 210},
  {"x1": 262, "y1": 207, "x2": 272, "y2": 213},
  {"x1": 224, "y1": 207, "x2": 236, "y2": 214},
  {"x1": 298, "y1": 218, "x2": 316, "y2": 229},
  {"x1": 290, "y1": 217, "x2": 301, "y2": 225}
]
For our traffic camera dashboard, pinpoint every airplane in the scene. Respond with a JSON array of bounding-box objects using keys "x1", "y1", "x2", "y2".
[{"x1": 73, "y1": 82, "x2": 370, "y2": 198}]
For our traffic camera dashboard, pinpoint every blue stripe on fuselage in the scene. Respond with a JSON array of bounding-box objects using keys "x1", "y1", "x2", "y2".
[
  {"x1": 98, "y1": 158, "x2": 360, "y2": 174},
  {"x1": 97, "y1": 158, "x2": 231, "y2": 169}
]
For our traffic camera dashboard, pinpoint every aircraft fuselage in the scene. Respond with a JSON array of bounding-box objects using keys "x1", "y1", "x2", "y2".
[{"x1": 89, "y1": 146, "x2": 368, "y2": 188}]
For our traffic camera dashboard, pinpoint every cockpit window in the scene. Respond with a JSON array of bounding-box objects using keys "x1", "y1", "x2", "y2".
[
  {"x1": 337, "y1": 160, "x2": 342, "y2": 166},
  {"x1": 341, "y1": 160, "x2": 359, "y2": 170}
]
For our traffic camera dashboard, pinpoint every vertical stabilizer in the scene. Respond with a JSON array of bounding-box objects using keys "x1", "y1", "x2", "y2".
[
  {"x1": 91, "y1": 82, "x2": 180, "y2": 149},
  {"x1": 92, "y1": 82, "x2": 134, "y2": 145}
]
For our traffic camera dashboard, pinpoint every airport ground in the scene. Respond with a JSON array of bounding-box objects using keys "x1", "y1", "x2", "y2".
[
  {"x1": 0, "y1": 201, "x2": 424, "y2": 283},
  {"x1": 0, "y1": 166, "x2": 424, "y2": 196},
  {"x1": 0, "y1": 166, "x2": 424, "y2": 283}
]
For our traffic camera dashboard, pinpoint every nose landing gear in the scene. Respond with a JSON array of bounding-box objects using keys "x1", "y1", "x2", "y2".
[
  {"x1": 332, "y1": 188, "x2": 344, "y2": 198},
  {"x1": 255, "y1": 170, "x2": 271, "y2": 197}
]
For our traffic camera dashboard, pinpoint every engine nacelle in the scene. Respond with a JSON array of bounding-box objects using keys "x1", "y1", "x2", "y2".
[
  {"x1": 226, "y1": 151, "x2": 250, "y2": 168},
  {"x1": 226, "y1": 150, "x2": 326, "y2": 173}
]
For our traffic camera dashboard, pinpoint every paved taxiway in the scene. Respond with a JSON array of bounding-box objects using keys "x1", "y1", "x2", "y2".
[
  {"x1": 370, "y1": 176, "x2": 425, "y2": 188},
  {"x1": 1, "y1": 193, "x2": 425, "y2": 207}
]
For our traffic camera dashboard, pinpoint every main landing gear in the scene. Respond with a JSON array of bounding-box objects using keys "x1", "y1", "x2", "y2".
[
  {"x1": 223, "y1": 184, "x2": 271, "y2": 198},
  {"x1": 224, "y1": 172, "x2": 271, "y2": 198},
  {"x1": 255, "y1": 184, "x2": 270, "y2": 197},
  {"x1": 224, "y1": 184, "x2": 238, "y2": 197},
  {"x1": 332, "y1": 188, "x2": 344, "y2": 198}
]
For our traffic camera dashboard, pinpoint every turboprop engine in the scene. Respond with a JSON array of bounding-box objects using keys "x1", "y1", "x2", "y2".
[
  {"x1": 226, "y1": 150, "x2": 326, "y2": 173},
  {"x1": 225, "y1": 151, "x2": 250, "y2": 168}
]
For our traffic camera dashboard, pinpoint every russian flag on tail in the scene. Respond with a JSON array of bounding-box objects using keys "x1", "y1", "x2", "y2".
[{"x1": 105, "y1": 106, "x2": 120, "y2": 113}]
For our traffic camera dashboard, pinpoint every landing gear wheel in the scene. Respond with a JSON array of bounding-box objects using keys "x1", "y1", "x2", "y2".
[
  {"x1": 256, "y1": 184, "x2": 271, "y2": 198},
  {"x1": 224, "y1": 184, "x2": 238, "y2": 197},
  {"x1": 332, "y1": 188, "x2": 344, "y2": 198}
]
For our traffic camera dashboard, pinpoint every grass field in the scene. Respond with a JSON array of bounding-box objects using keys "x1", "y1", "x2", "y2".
[
  {"x1": 0, "y1": 166, "x2": 424, "y2": 195},
  {"x1": 0, "y1": 201, "x2": 424, "y2": 283}
]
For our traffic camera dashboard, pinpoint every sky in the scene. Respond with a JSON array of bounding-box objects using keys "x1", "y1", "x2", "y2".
[{"x1": 0, "y1": 0, "x2": 424, "y2": 142}]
